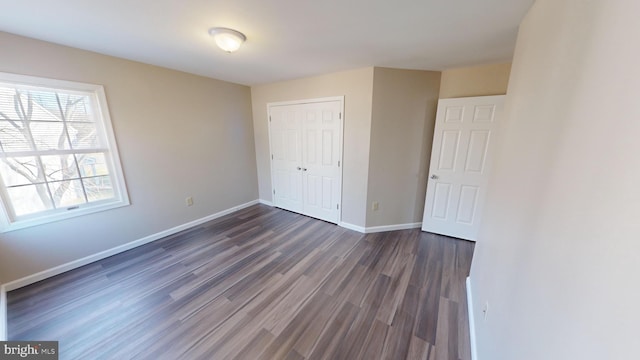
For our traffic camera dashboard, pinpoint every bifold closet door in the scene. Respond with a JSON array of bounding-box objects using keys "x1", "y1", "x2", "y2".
[{"x1": 269, "y1": 99, "x2": 343, "y2": 224}]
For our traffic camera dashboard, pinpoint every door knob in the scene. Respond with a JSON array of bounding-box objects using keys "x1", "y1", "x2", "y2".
[
  {"x1": 297, "y1": 167, "x2": 302, "y2": 170},
  {"x1": 303, "y1": 168, "x2": 308, "y2": 171},
  {"x1": 430, "y1": 174, "x2": 439, "y2": 180}
]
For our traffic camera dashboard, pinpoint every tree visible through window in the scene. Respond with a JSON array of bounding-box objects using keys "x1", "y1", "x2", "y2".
[{"x1": 0, "y1": 73, "x2": 129, "y2": 231}]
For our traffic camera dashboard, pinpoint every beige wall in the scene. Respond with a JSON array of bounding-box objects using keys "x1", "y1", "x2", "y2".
[
  {"x1": 250, "y1": 68, "x2": 374, "y2": 227},
  {"x1": 0, "y1": 32, "x2": 258, "y2": 283},
  {"x1": 366, "y1": 68, "x2": 441, "y2": 227},
  {"x1": 470, "y1": 1, "x2": 640, "y2": 359},
  {"x1": 439, "y1": 63, "x2": 511, "y2": 99}
]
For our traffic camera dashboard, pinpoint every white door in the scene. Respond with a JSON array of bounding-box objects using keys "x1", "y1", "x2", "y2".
[
  {"x1": 269, "y1": 98, "x2": 343, "y2": 224},
  {"x1": 422, "y1": 95, "x2": 505, "y2": 241},
  {"x1": 270, "y1": 105, "x2": 304, "y2": 213}
]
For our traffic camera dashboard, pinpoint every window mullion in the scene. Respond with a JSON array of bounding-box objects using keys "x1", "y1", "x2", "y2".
[
  {"x1": 31, "y1": 157, "x2": 56, "y2": 211},
  {"x1": 0, "y1": 148, "x2": 110, "y2": 158},
  {"x1": 73, "y1": 153, "x2": 89, "y2": 203},
  {"x1": 55, "y1": 93, "x2": 75, "y2": 152},
  {"x1": 56, "y1": 93, "x2": 89, "y2": 205}
]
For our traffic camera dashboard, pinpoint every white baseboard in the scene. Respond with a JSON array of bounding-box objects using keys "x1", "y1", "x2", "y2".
[
  {"x1": 339, "y1": 221, "x2": 422, "y2": 234},
  {"x1": 363, "y1": 222, "x2": 422, "y2": 233},
  {"x1": 0, "y1": 284, "x2": 7, "y2": 341},
  {"x1": 258, "y1": 199, "x2": 274, "y2": 206},
  {"x1": 2, "y1": 200, "x2": 259, "y2": 292},
  {"x1": 466, "y1": 277, "x2": 478, "y2": 360},
  {"x1": 338, "y1": 221, "x2": 366, "y2": 233}
]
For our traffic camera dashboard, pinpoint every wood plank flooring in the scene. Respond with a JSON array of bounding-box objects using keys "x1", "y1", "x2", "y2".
[{"x1": 7, "y1": 205, "x2": 474, "y2": 360}]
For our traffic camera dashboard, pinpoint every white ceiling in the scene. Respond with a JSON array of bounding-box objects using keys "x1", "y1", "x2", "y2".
[{"x1": 0, "y1": 0, "x2": 534, "y2": 86}]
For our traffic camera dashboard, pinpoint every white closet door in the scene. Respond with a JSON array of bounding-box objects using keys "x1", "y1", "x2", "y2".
[
  {"x1": 269, "y1": 98, "x2": 343, "y2": 224},
  {"x1": 422, "y1": 95, "x2": 505, "y2": 241},
  {"x1": 270, "y1": 106, "x2": 303, "y2": 213},
  {"x1": 301, "y1": 101, "x2": 342, "y2": 223}
]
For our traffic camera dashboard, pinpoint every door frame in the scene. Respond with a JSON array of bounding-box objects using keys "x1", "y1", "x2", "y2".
[{"x1": 267, "y1": 96, "x2": 345, "y2": 224}]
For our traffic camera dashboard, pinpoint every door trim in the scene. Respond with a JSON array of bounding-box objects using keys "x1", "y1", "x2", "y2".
[
  {"x1": 267, "y1": 96, "x2": 345, "y2": 224},
  {"x1": 267, "y1": 96, "x2": 345, "y2": 108}
]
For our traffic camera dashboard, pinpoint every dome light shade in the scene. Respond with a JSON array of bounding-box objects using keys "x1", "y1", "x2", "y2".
[{"x1": 208, "y1": 27, "x2": 246, "y2": 53}]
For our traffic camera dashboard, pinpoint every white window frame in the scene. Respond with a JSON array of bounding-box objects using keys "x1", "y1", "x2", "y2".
[{"x1": 0, "y1": 72, "x2": 130, "y2": 232}]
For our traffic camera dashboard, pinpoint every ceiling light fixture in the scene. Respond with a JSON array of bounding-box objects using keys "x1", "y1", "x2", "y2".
[{"x1": 208, "y1": 27, "x2": 246, "y2": 53}]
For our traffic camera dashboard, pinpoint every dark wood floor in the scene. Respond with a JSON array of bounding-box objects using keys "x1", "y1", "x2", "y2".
[{"x1": 8, "y1": 205, "x2": 474, "y2": 360}]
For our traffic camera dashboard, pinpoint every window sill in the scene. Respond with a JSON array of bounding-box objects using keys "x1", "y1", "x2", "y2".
[{"x1": 0, "y1": 199, "x2": 130, "y2": 233}]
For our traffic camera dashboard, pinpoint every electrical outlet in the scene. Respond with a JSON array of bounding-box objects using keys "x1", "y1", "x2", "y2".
[
  {"x1": 186, "y1": 196, "x2": 194, "y2": 207},
  {"x1": 482, "y1": 302, "x2": 489, "y2": 321},
  {"x1": 372, "y1": 201, "x2": 379, "y2": 211}
]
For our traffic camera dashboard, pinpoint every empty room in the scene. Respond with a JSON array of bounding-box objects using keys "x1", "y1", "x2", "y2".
[{"x1": 0, "y1": 0, "x2": 638, "y2": 359}]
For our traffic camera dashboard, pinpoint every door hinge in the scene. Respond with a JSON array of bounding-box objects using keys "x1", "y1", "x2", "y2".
[
  {"x1": 338, "y1": 161, "x2": 340, "y2": 167},
  {"x1": 339, "y1": 112, "x2": 342, "y2": 119},
  {"x1": 273, "y1": 189, "x2": 276, "y2": 195},
  {"x1": 337, "y1": 204, "x2": 339, "y2": 210},
  {"x1": 271, "y1": 154, "x2": 274, "y2": 160}
]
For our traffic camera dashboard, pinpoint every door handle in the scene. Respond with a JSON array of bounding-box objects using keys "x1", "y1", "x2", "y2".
[
  {"x1": 430, "y1": 174, "x2": 439, "y2": 180},
  {"x1": 303, "y1": 168, "x2": 308, "y2": 171},
  {"x1": 297, "y1": 167, "x2": 302, "y2": 170}
]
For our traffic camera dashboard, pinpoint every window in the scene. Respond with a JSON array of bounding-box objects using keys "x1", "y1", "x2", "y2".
[{"x1": 0, "y1": 72, "x2": 129, "y2": 232}]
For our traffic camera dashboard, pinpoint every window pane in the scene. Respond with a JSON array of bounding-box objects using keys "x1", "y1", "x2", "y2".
[
  {"x1": 49, "y1": 179, "x2": 86, "y2": 208},
  {"x1": 31, "y1": 121, "x2": 71, "y2": 150},
  {"x1": 7, "y1": 184, "x2": 53, "y2": 216},
  {"x1": 67, "y1": 122, "x2": 98, "y2": 149},
  {"x1": 0, "y1": 86, "x2": 20, "y2": 119},
  {"x1": 0, "y1": 88, "x2": 61, "y2": 121},
  {"x1": 26, "y1": 90, "x2": 63, "y2": 121},
  {"x1": 83, "y1": 176, "x2": 114, "y2": 202},
  {"x1": 0, "y1": 120, "x2": 32, "y2": 152},
  {"x1": 0, "y1": 157, "x2": 43, "y2": 186},
  {"x1": 41, "y1": 154, "x2": 79, "y2": 181},
  {"x1": 78, "y1": 153, "x2": 109, "y2": 177},
  {"x1": 57, "y1": 93, "x2": 93, "y2": 122}
]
